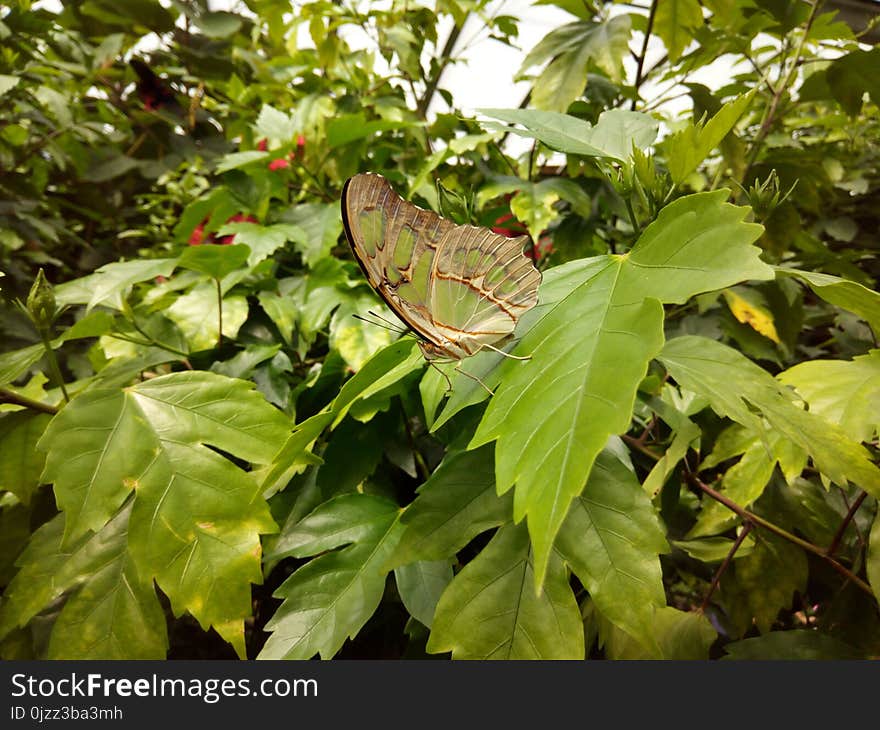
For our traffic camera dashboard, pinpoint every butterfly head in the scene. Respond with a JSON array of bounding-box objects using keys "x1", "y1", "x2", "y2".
[{"x1": 418, "y1": 339, "x2": 463, "y2": 362}]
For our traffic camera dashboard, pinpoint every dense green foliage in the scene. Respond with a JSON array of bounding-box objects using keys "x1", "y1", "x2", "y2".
[{"x1": 1, "y1": 0, "x2": 879, "y2": 660}]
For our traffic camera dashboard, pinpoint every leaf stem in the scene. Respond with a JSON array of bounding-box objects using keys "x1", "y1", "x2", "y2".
[
  {"x1": 39, "y1": 330, "x2": 69, "y2": 403},
  {"x1": 215, "y1": 277, "x2": 223, "y2": 349},
  {"x1": 684, "y1": 472, "x2": 874, "y2": 597},
  {"x1": 0, "y1": 387, "x2": 59, "y2": 415},
  {"x1": 417, "y1": 17, "x2": 466, "y2": 118}
]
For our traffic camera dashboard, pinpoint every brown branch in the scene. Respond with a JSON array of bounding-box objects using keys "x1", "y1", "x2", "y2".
[
  {"x1": 827, "y1": 490, "x2": 868, "y2": 557},
  {"x1": 631, "y1": 0, "x2": 658, "y2": 111},
  {"x1": 416, "y1": 20, "x2": 465, "y2": 118},
  {"x1": 700, "y1": 521, "x2": 754, "y2": 612},
  {"x1": 684, "y1": 472, "x2": 873, "y2": 597}
]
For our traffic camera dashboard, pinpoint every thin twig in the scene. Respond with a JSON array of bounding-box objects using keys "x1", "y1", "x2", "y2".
[
  {"x1": 827, "y1": 490, "x2": 868, "y2": 557},
  {"x1": 417, "y1": 19, "x2": 465, "y2": 118},
  {"x1": 684, "y1": 472, "x2": 873, "y2": 597},
  {"x1": 631, "y1": 0, "x2": 659, "y2": 111},
  {"x1": 700, "y1": 522, "x2": 754, "y2": 612}
]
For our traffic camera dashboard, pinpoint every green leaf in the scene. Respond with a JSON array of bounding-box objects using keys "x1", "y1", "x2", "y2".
[
  {"x1": 426, "y1": 523, "x2": 584, "y2": 659},
  {"x1": 394, "y1": 560, "x2": 453, "y2": 628},
  {"x1": 556, "y1": 445, "x2": 668, "y2": 653},
  {"x1": 55, "y1": 258, "x2": 178, "y2": 311},
  {"x1": 326, "y1": 113, "x2": 415, "y2": 148},
  {"x1": 218, "y1": 224, "x2": 301, "y2": 267},
  {"x1": 826, "y1": 48, "x2": 880, "y2": 116},
  {"x1": 0, "y1": 74, "x2": 20, "y2": 97},
  {"x1": 653, "y1": 0, "x2": 704, "y2": 62},
  {"x1": 0, "y1": 412, "x2": 51, "y2": 505},
  {"x1": 673, "y1": 534, "x2": 755, "y2": 562},
  {"x1": 259, "y1": 411, "x2": 332, "y2": 498},
  {"x1": 330, "y1": 339, "x2": 423, "y2": 427},
  {"x1": 720, "y1": 532, "x2": 808, "y2": 636},
  {"x1": 722, "y1": 631, "x2": 863, "y2": 660},
  {"x1": 659, "y1": 336, "x2": 880, "y2": 497},
  {"x1": 520, "y1": 17, "x2": 631, "y2": 112},
  {"x1": 215, "y1": 150, "x2": 270, "y2": 174},
  {"x1": 37, "y1": 372, "x2": 289, "y2": 656},
  {"x1": 478, "y1": 107, "x2": 658, "y2": 162},
  {"x1": 178, "y1": 243, "x2": 250, "y2": 279},
  {"x1": 255, "y1": 104, "x2": 297, "y2": 143},
  {"x1": 0, "y1": 509, "x2": 167, "y2": 658},
  {"x1": 779, "y1": 350, "x2": 880, "y2": 443},
  {"x1": 664, "y1": 92, "x2": 755, "y2": 184},
  {"x1": 0, "y1": 345, "x2": 44, "y2": 388},
  {"x1": 280, "y1": 203, "x2": 342, "y2": 268},
  {"x1": 260, "y1": 494, "x2": 403, "y2": 659},
  {"x1": 471, "y1": 191, "x2": 769, "y2": 586},
  {"x1": 777, "y1": 268, "x2": 880, "y2": 336},
  {"x1": 601, "y1": 606, "x2": 716, "y2": 660},
  {"x1": 329, "y1": 294, "x2": 397, "y2": 371},
  {"x1": 192, "y1": 10, "x2": 241, "y2": 37},
  {"x1": 868, "y1": 510, "x2": 880, "y2": 605},
  {"x1": 165, "y1": 283, "x2": 248, "y2": 350},
  {"x1": 386, "y1": 446, "x2": 511, "y2": 569}
]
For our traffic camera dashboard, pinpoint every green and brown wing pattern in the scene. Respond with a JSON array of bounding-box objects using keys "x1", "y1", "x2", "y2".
[
  {"x1": 430, "y1": 226, "x2": 541, "y2": 355},
  {"x1": 342, "y1": 173, "x2": 453, "y2": 343}
]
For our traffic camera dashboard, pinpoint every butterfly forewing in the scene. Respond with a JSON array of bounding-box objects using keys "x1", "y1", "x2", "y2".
[
  {"x1": 342, "y1": 173, "x2": 542, "y2": 360},
  {"x1": 342, "y1": 173, "x2": 452, "y2": 343}
]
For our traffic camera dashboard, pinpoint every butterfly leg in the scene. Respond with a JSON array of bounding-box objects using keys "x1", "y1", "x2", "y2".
[
  {"x1": 453, "y1": 361, "x2": 496, "y2": 397},
  {"x1": 480, "y1": 341, "x2": 531, "y2": 361},
  {"x1": 427, "y1": 359, "x2": 454, "y2": 393}
]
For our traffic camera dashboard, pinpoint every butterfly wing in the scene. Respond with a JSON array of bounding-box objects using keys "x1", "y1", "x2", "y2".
[
  {"x1": 342, "y1": 173, "x2": 453, "y2": 344},
  {"x1": 430, "y1": 226, "x2": 541, "y2": 355}
]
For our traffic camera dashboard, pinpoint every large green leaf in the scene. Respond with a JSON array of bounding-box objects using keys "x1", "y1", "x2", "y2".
[
  {"x1": 470, "y1": 191, "x2": 770, "y2": 586},
  {"x1": 426, "y1": 523, "x2": 584, "y2": 659},
  {"x1": 279, "y1": 203, "x2": 343, "y2": 268},
  {"x1": 478, "y1": 107, "x2": 658, "y2": 162},
  {"x1": 178, "y1": 243, "x2": 250, "y2": 279},
  {"x1": 556, "y1": 445, "x2": 668, "y2": 653},
  {"x1": 37, "y1": 372, "x2": 290, "y2": 656},
  {"x1": 55, "y1": 258, "x2": 178, "y2": 311},
  {"x1": 164, "y1": 283, "x2": 249, "y2": 350},
  {"x1": 385, "y1": 446, "x2": 511, "y2": 569},
  {"x1": 0, "y1": 510, "x2": 168, "y2": 659},
  {"x1": 259, "y1": 494, "x2": 403, "y2": 659},
  {"x1": 826, "y1": 48, "x2": 880, "y2": 116},
  {"x1": 777, "y1": 268, "x2": 880, "y2": 336},
  {"x1": 601, "y1": 606, "x2": 716, "y2": 660},
  {"x1": 779, "y1": 350, "x2": 880, "y2": 443},
  {"x1": 659, "y1": 336, "x2": 880, "y2": 497}
]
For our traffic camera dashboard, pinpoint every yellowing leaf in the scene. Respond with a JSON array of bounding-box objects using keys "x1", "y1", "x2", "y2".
[{"x1": 722, "y1": 288, "x2": 781, "y2": 343}]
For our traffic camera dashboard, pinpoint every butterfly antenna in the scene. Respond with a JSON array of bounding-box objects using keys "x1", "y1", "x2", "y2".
[
  {"x1": 480, "y1": 341, "x2": 531, "y2": 361},
  {"x1": 453, "y1": 362, "x2": 496, "y2": 397},
  {"x1": 352, "y1": 313, "x2": 407, "y2": 335},
  {"x1": 367, "y1": 310, "x2": 409, "y2": 332}
]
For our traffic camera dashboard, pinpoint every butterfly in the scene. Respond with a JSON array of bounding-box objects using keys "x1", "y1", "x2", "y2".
[{"x1": 341, "y1": 173, "x2": 541, "y2": 382}]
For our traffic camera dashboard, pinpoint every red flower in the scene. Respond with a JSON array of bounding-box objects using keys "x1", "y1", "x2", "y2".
[
  {"x1": 257, "y1": 138, "x2": 268, "y2": 151},
  {"x1": 268, "y1": 157, "x2": 290, "y2": 171},
  {"x1": 218, "y1": 213, "x2": 258, "y2": 245},
  {"x1": 491, "y1": 212, "x2": 528, "y2": 238},
  {"x1": 188, "y1": 220, "x2": 210, "y2": 246},
  {"x1": 525, "y1": 235, "x2": 554, "y2": 262}
]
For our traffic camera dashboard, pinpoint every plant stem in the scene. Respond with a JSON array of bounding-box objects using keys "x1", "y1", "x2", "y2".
[
  {"x1": 631, "y1": 0, "x2": 658, "y2": 111},
  {"x1": 0, "y1": 387, "x2": 59, "y2": 415},
  {"x1": 39, "y1": 330, "x2": 69, "y2": 403},
  {"x1": 827, "y1": 490, "x2": 868, "y2": 557},
  {"x1": 215, "y1": 278, "x2": 223, "y2": 349},
  {"x1": 700, "y1": 521, "x2": 754, "y2": 612},
  {"x1": 685, "y1": 472, "x2": 874, "y2": 597},
  {"x1": 739, "y1": 0, "x2": 821, "y2": 190},
  {"x1": 417, "y1": 18, "x2": 465, "y2": 118}
]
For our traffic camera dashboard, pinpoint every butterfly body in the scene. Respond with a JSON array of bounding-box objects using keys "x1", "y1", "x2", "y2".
[{"x1": 341, "y1": 173, "x2": 541, "y2": 362}]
